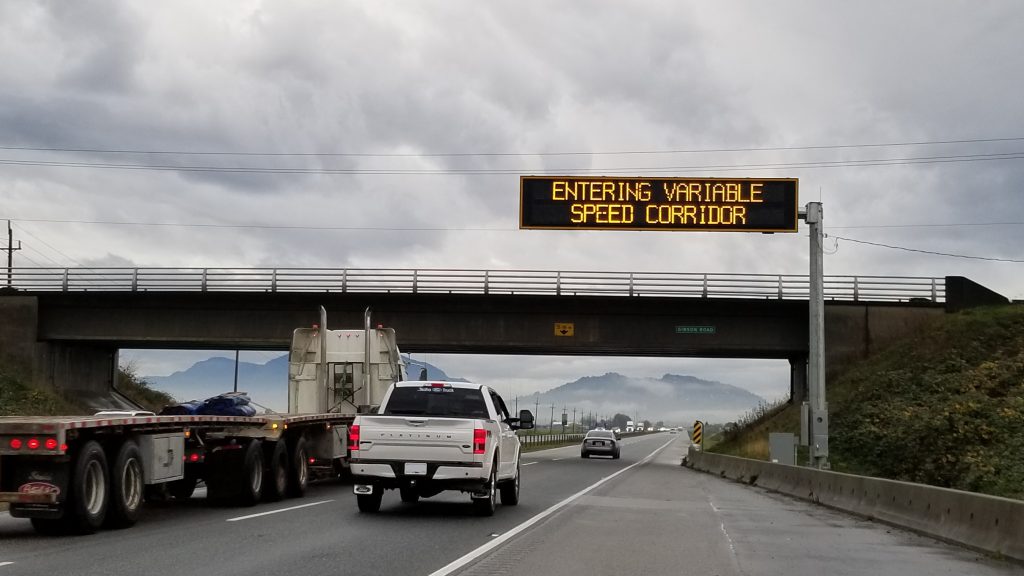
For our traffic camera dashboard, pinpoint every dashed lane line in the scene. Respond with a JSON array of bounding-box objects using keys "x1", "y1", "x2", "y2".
[
  {"x1": 226, "y1": 500, "x2": 334, "y2": 522},
  {"x1": 427, "y1": 437, "x2": 676, "y2": 576}
]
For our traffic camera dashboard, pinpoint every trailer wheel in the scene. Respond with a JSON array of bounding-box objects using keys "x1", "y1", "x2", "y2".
[
  {"x1": 356, "y1": 490, "x2": 382, "y2": 513},
  {"x1": 204, "y1": 448, "x2": 234, "y2": 503},
  {"x1": 235, "y1": 440, "x2": 264, "y2": 507},
  {"x1": 262, "y1": 441, "x2": 288, "y2": 502},
  {"x1": 67, "y1": 440, "x2": 110, "y2": 533},
  {"x1": 286, "y1": 436, "x2": 309, "y2": 498},
  {"x1": 106, "y1": 440, "x2": 144, "y2": 528}
]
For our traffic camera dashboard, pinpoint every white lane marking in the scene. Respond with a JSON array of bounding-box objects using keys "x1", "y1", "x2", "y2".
[
  {"x1": 708, "y1": 501, "x2": 738, "y2": 555},
  {"x1": 226, "y1": 499, "x2": 334, "y2": 522},
  {"x1": 551, "y1": 458, "x2": 564, "y2": 461},
  {"x1": 0, "y1": 562, "x2": 14, "y2": 568},
  {"x1": 522, "y1": 462, "x2": 538, "y2": 466},
  {"x1": 427, "y1": 437, "x2": 675, "y2": 576}
]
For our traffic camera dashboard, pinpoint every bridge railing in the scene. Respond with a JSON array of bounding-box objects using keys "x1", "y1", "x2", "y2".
[{"x1": 1, "y1": 268, "x2": 946, "y2": 302}]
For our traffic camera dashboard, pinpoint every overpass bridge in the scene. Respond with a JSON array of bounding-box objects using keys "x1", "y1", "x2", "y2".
[{"x1": 0, "y1": 267, "x2": 1008, "y2": 402}]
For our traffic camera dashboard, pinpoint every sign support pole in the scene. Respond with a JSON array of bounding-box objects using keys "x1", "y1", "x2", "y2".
[{"x1": 804, "y1": 202, "x2": 829, "y2": 469}]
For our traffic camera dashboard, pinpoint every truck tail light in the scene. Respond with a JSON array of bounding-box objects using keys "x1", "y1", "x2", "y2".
[
  {"x1": 27, "y1": 438, "x2": 40, "y2": 450},
  {"x1": 9, "y1": 438, "x2": 22, "y2": 450},
  {"x1": 44, "y1": 438, "x2": 58, "y2": 450},
  {"x1": 348, "y1": 425, "x2": 360, "y2": 451},
  {"x1": 473, "y1": 428, "x2": 486, "y2": 454}
]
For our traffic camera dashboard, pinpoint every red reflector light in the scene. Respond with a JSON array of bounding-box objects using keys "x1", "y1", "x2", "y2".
[
  {"x1": 9, "y1": 438, "x2": 22, "y2": 450},
  {"x1": 27, "y1": 438, "x2": 40, "y2": 450},
  {"x1": 60, "y1": 443, "x2": 68, "y2": 452},
  {"x1": 308, "y1": 457, "x2": 316, "y2": 464},
  {"x1": 430, "y1": 383, "x2": 446, "y2": 388},
  {"x1": 189, "y1": 453, "x2": 200, "y2": 462},
  {"x1": 44, "y1": 438, "x2": 58, "y2": 450},
  {"x1": 348, "y1": 425, "x2": 360, "y2": 451},
  {"x1": 473, "y1": 428, "x2": 486, "y2": 455}
]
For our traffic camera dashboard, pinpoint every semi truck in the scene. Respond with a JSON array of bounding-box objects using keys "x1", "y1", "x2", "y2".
[{"x1": 0, "y1": 307, "x2": 406, "y2": 535}]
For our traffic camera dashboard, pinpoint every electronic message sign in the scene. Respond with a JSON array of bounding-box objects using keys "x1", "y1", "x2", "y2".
[{"x1": 520, "y1": 176, "x2": 798, "y2": 232}]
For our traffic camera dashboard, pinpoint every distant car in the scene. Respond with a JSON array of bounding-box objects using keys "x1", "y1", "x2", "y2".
[
  {"x1": 581, "y1": 429, "x2": 620, "y2": 459},
  {"x1": 669, "y1": 429, "x2": 678, "y2": 434}
]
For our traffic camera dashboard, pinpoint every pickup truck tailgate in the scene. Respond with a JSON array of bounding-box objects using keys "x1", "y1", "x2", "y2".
[{"x1": 355, "y1": 416, "x2": 484, "y2": 463}]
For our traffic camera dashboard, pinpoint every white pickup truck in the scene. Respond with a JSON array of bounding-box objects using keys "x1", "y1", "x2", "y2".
[{"x1": 348, "y1": 381, "x2": 535, "y2": 516}]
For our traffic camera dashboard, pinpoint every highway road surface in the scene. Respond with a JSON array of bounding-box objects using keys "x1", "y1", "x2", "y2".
[{"x1": 1, "y1": 433, "x2": 1020, "y2": 575}]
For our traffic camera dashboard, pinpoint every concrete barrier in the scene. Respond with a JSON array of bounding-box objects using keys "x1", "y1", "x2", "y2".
[{"x1": 685, "y1": 448, "x2": 1024, "y2": 562}]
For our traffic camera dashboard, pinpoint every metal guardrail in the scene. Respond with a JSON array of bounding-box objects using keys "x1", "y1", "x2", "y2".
[
  {"x1": 0, "y1": 267, "x2": 945, "y2": 302},
  {"x1": 517, "y1": 433, "x2": 585, "y2": 448}
]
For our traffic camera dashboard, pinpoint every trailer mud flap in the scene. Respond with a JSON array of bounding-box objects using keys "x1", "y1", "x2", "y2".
[{"x1": 5, "y1": 459, "x2": 69, "y2": 518}]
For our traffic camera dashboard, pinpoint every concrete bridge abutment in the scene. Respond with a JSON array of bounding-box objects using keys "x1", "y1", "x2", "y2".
[{"x1": 0, "y1": 295, "x2": 118, "y2": 401}]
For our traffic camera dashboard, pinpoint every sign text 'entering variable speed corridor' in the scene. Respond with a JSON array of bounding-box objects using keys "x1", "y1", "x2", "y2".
[{"x1": 519, "y1": 176, "x2": 799, "y2": 232}]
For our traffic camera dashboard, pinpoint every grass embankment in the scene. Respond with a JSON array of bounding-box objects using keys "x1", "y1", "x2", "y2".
[
  {"x1": 0, "y1": 368, "x2": 175, "y2": 416},
  {"x1": 0, "y1": 371, "x2": 83, "y2": 416},
  {"x1": 116, "y1": 367, "x2": 176, "y2": 413},
  {"x1": 710, "y1": 305, "x2": 1024, "y2": 500}
]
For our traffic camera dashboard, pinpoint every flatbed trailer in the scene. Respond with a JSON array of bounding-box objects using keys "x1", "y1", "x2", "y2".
[
  {"x1": 0, "y1": 411, "x2": 353, "y2": 534},
  {"x1": 0, "y1": 306, "x2": 407, "y2": 535}
]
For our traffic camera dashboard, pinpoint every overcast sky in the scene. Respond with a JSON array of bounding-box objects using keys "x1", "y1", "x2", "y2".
[{"x1": 3, "y1": 2, "x2": 1022, "y2": 401}]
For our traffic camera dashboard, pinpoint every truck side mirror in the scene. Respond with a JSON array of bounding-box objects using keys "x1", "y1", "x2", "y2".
[{"x1": 518, "y1": 410, "x2": 535, "y2": 430}]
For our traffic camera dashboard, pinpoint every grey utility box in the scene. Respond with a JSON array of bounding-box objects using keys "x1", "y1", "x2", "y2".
[
  {"x1": 769, "y1": 432, "x2": 797, "y2": 466},
  {"x1": 139, "y1": 433, "x2": 185, "y2": 483}
]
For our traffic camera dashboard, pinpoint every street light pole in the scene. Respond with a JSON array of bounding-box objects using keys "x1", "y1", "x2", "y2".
[{"x1": 803, "y1": 202, "x2": 829, "y2": 469}]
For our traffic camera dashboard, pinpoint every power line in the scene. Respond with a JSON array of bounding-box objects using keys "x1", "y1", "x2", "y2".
[
  {"x1": 1, "y1": 150, "x2": 1023, "y2": 175},
  {"x1": 829, "y1": 222, "x2": 1024, "y2": 230},
  {"x1": 830, "y1": 235, "x2": 1024, "y2": 263},
  {"x1": 3, "y1": 218, "x2": 510, "y2": 232},
  {"x1": 12, "y1": 222, "x2": 89, "y2": 267},
  {"x1": 2, "y1": 135, "x2": 1023, "y2": 157},
  {"x1": 4, "y1": 216, "x2": 1021, "y2": 233}
]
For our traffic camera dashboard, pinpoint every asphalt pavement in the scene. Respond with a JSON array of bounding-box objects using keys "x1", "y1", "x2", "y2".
[{"x1": 0, "y1": 433, "x2": 1020, "y2": 576}]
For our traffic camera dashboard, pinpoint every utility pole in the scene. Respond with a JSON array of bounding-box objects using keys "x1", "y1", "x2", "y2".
[
  {"x1": 534, "y1": 394, "x2": 539, "y2": 426},
  {"x1": 572, "y1": 408, "x2": 576, "y2": 434},
  {"x1": 4, "y1": 220, "x2": 21, "y2": 288},
  {"x1": 233, "y1": 349, "x2": 240, "y2": 393},
  {"x1": 549, "y1": 404, "x2": 555, "y2": 434}
]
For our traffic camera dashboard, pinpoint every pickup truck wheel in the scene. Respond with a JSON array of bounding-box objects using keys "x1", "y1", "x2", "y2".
[
  {"x1": 357, "y1": 490, "x2": 382, "y2": 513},
  {"x1": 499, "y1": 460, "x2": 520, "y2": 506},
  {"x1": 399, "y1": 487, "x2": 419, "y2": 503},
  {"x1": 106, "y1": 440, "x2": 144, "y2": 529},
  {"x1": 473, "y1": 464, "x2": 497, "y2": 517},
  {"x1": 235, "y1": 440, "x2": 264, "y2": 507},
  {"x1": 286, "y1": 436, "x2": 309, "y2": 498},
  {"x1": 67, "y1": 440, "x2": 109, "y2": 534},
  {"x1": 580, "y1": 451, "x2": 589, "y2": 459},
  {"x1": 262, "y1": 441, "x2": 288, "y2": 502}
]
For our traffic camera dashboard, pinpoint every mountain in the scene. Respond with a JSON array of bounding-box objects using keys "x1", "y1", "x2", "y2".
[
  {"x1": 522, "y1": 372, "x2": 766, "y2": 427},
  {"x1": 144, "y1": 354, "x2": 463, "y2": 412}
]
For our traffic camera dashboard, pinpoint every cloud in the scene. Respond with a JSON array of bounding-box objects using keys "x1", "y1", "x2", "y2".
[{"x1": 3, "y1": 1, "x2": 1024, "y2": 389}]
